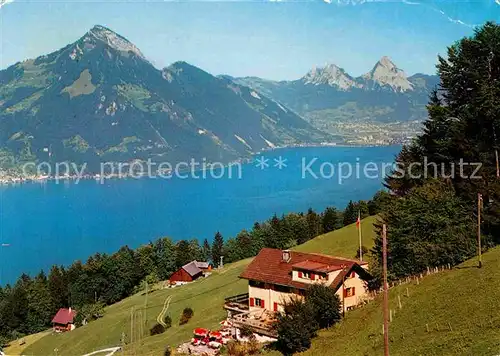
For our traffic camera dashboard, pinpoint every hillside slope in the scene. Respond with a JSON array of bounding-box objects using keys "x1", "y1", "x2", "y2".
[{"x1": 24, "y1": 218, "x2": 376, "y2": 356}]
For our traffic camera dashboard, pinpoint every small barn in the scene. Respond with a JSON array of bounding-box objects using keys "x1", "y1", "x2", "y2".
[
  {"x1": 169, "y1": 261, "x2": 204, "y2": 283},
  {"x1": 194, "y1": 260, "x2": 212, "y2": 272},
  {"x1": 52, "y1": 307, "x2": 77, "y2": 332}
]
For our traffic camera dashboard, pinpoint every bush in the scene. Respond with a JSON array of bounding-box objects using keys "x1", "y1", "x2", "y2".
[
  {"x1": 305, "y1": 284, "x2": 342, "y2": 329},
  {"x1": 179, "y1": 307, "x2": 194, "y2": 325},
  {"x1": 275, "y1": 298, "x2": 318, "y2": 355},
  {"x1": 163, "y1": 315, "x2": 172, "y2": 329},
  {"x1": 226, "y1": 340, "x2": 261, "y2": 356},
  {"x1": 164, "y1": 347, "x2": 171, "y2": 356},
  {"x1": 239, "y1": 324, "x2": 254, "y2": 338},
  {"x1": 150, "y1": 323, "x2": 165, "y2": 336}
]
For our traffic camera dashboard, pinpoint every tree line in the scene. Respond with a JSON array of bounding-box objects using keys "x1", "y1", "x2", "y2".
[{"x1": 0, "y1": 198, "x2": 382, "y2": 345}]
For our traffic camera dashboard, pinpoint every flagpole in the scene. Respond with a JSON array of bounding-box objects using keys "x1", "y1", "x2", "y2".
[{"x1": 357, "y1": 211, "x2": 363, "y2": 262}]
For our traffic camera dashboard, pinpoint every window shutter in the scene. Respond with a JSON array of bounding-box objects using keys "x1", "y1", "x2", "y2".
[
  {"x1": 261, "y1": 300, "x2": 265, "y2": 309},
  {"x1": 343, "y1": 288, "x2": 347, "y2": 298},
  {"x1": 311, "y1": 273, "x2": 315, "y2": 280},
  {"x1": 250, "y1": 298, "x2": 255, "y2": 307},
  {"x1": 352, "y1": 287, "x2": 356, "y2": 296},
  {"x1": 298, "y1": 271, "x2": 303, "y2": 278},
  {"x1": 351, "y1": 271, "x2": 356, "y2": 278},
  {"x1": 273, "y1": 302, "x2": 278, "y2": 312}
]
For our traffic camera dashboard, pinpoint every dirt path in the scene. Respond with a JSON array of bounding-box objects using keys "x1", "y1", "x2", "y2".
[{"x1": 156, "y1": 295, "x2": 172, "y2": 327}]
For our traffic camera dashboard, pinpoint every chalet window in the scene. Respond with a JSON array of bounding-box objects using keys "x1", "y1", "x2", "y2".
[
  {"x1": 344, "y1": 287, "x2": 356, "y2": 297},
  {"x1": 255, "y1": 298, "x2": 265, "y2": 308},
  {"x1": 300, "y1": 271, "x2": 311, "y2": 279}
]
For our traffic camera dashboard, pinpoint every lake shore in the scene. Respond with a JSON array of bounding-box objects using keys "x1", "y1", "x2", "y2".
[{"x1": 0, "y1": 142, "x2": 397, "y2": 186}]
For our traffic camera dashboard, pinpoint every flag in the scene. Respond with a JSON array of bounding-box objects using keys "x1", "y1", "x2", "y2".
[{"x1": 356, "y1": 211, "x2": 361, "y2": 229}]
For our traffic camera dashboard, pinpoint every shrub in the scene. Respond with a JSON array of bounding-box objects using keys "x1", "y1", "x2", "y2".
[
  {"x1": 226, "y1": 340, "x2": 261, "y2": 356},
  {"x1": 163, "y1": 315, "x2": 172, "y2": 329},
  {"x1": 239, "y1": 324, "x2": 254, "y2": 338},
  {"x1": 164, "y1": 347, "x2": 171, "y2": 356},
  {"x1": 275, "y1": 298, "x2": 318, "y2": 355},
  {"x1": 150, "y1": 323, "x2": 165, "y2": 336},
  {"x1": 179, "y1": 307, "x2": 194, "y2": 325}
]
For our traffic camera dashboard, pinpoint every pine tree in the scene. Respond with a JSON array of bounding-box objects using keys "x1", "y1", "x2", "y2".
[
  {"x1": 48, "y1": 265, "x2": 68, "y2": 312},
  {"x1": 201, "y1": 238, "x2": 211, "y2": 263},
  {"x1": 343, "y1": 200, "x2": 357, "y2": 226},
  {"x1": 211, "y1": 232, "x2": 224, "y2": 268},
  {"x1": 305, "y1": 208, "x2": 321, "y2": 241},
  {"x1": 321, "y1": 207, "x2": 339, "y2": 233},
  {"x1": 175, "y1": 240, "x2": 193, "y2": 268}
]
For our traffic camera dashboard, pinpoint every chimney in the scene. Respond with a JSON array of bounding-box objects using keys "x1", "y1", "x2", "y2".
[{"x1": 282, "y1": 250, "x2": 291, "y2": 263}]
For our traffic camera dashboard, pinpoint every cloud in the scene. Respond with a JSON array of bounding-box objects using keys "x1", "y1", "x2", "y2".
[{"x1": 0, "y1": 0, "x2": 14, "y2": 8}]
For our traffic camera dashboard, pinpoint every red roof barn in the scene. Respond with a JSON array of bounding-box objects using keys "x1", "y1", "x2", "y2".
[{"x1": 52, "y1": 308, "x2": 76, "y2": 332}]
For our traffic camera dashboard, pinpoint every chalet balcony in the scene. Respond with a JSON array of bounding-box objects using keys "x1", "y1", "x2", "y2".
[
  {"x1": 232, "y1": 310, "x2": 277, "y2": 338},
  {"x1": 223, "y1": 293, "x2": 249, "y2": 314}
]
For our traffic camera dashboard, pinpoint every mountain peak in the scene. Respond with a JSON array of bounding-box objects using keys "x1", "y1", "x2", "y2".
[
  {"x1": 376, "y1": 56, "x2": 396, "y2": 69},
  {"x1": 83, "y1": 25, "x2": 145, "y2": 59},
  {"x1": 362, "y1": 56, "x2": 413, "y2": 92},
  {"x1": 303, "y1": 63, "x2": 358, "y2": 90}
]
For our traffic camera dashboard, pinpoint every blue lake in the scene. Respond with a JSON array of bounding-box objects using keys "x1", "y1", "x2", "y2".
[{"x1": 0, "y1": 146, "x2": 400, "y2": 284}]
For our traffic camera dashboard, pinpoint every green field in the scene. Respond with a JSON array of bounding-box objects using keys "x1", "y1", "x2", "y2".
[{"x1": 24, "y1": 218, "x2": 376, "y2": 355}]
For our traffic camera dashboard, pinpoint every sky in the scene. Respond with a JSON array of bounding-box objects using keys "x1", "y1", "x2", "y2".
[{"x1": 0, "y1": 0, "x2": 499, "y2": 80}]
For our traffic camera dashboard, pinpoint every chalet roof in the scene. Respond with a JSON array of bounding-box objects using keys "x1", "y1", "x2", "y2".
[
  {"x1": 240, "y1": 248, "x2": 370, "y2": 291},
  {"x1": 52, "y1": 308, "x2": 76, "y2": 325},
  {"x1": 182, "y1": 261, "x2": 203, "y2": 277}
]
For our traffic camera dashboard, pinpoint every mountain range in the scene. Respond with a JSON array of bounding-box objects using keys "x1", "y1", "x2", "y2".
[
  {"x1": 0, "y1": 25, "x2": 328, "y2": 173},
  {"x1": 231, "y1": 57, "x2": 439, "y2": 124}
]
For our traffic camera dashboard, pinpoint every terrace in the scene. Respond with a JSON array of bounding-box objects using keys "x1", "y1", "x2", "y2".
[{"x1": 224, "y1": 293, "x2": 277, "y2": 338}]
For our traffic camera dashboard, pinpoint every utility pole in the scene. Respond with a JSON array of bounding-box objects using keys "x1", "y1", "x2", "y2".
[
  {"x1": 478, "y1": 193, "x2": 483, "y2": 268},
  {"x1": 382, "y1": 224, "x2": 390, "y2": 356}
]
